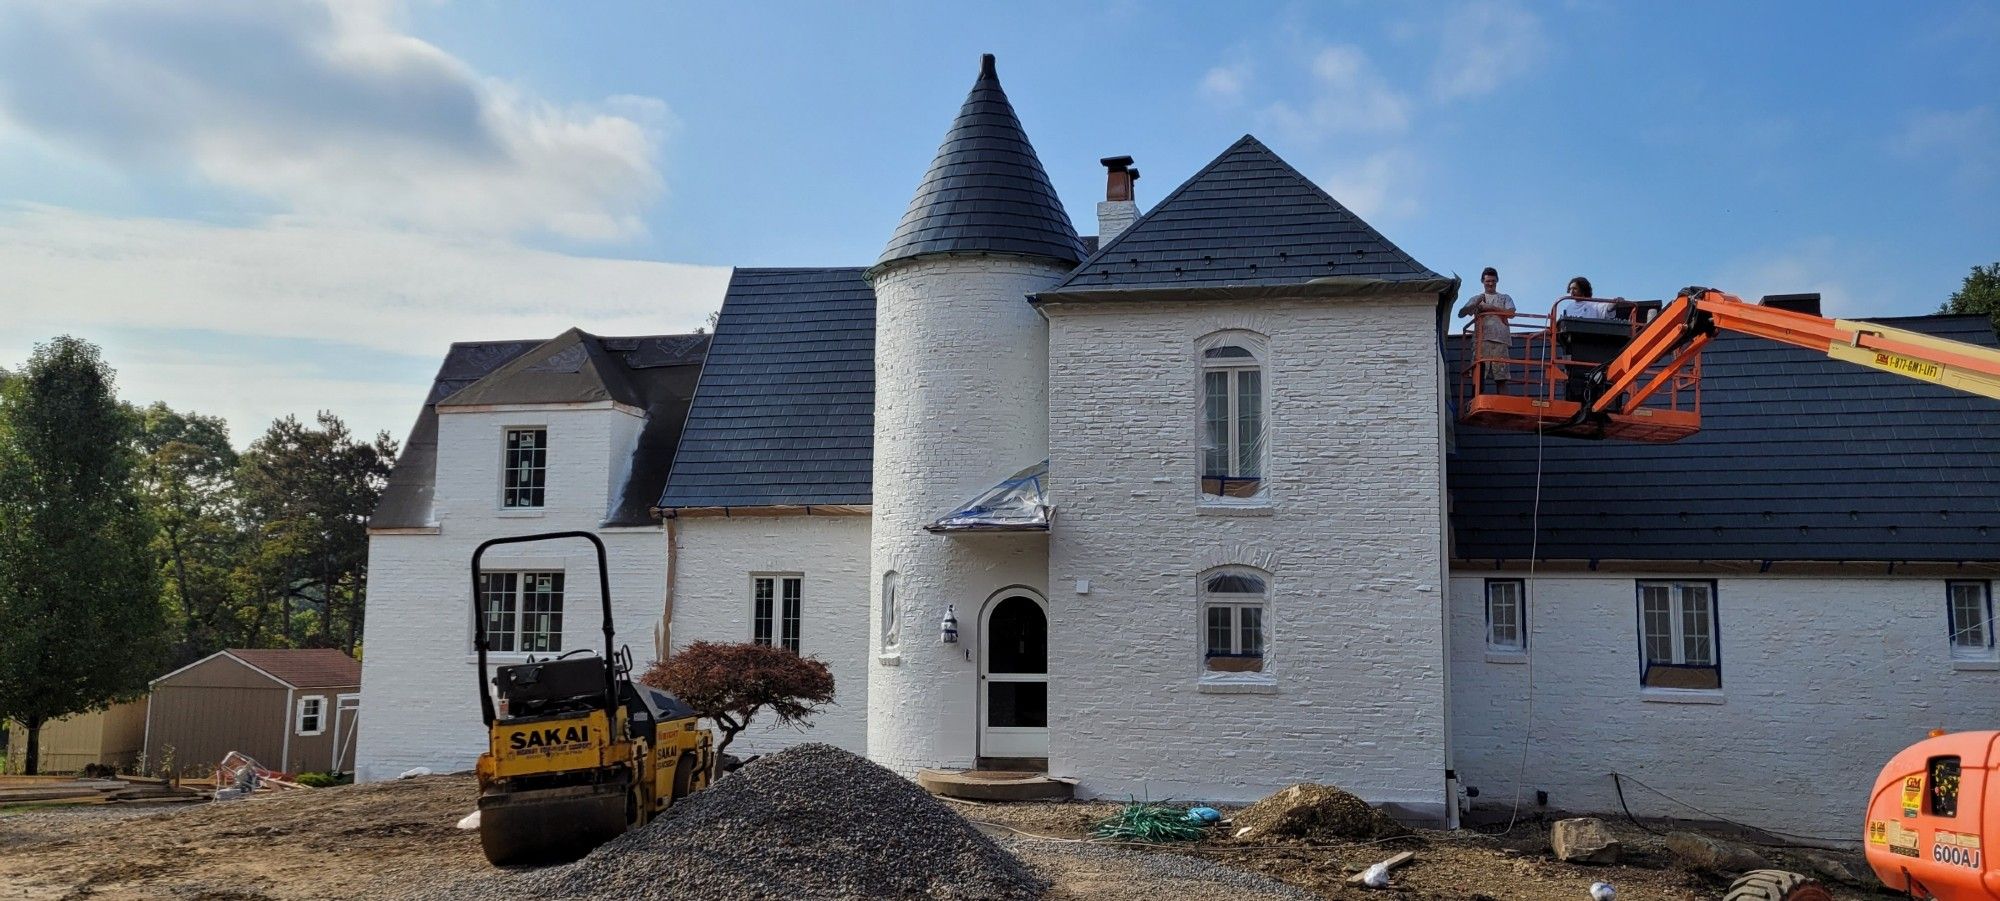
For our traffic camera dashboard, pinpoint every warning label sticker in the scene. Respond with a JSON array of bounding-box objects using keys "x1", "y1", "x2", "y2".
[
  {"x1": 1935, "y1": 830, "x2": 1982, "y2": 869},
  {"x1": 1901, "y1": 775, "x2": 1924, "y2": 818},
  {"x1": 1872, "y1": 820, "x2": 1921, "y2": 858}
]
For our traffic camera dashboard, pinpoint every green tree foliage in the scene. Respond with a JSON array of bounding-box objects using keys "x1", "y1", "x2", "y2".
[
  {"x1": 0, "y1": 337, "x2": 167, "y2": 774},
  {"x1": 1938, "y1": 261, "x2": 2000, "y2": 334},
  {"x1": 235, "y1": 413, "x2": 395, "y2": 654},
  {"x1": 134, "y1": 403, "x2": 250, "y2": 660}
]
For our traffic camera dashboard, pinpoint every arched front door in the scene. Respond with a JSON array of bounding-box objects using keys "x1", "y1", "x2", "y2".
[{"x1": 979, "y1": 594, "x2": 1048, "y2": 761}]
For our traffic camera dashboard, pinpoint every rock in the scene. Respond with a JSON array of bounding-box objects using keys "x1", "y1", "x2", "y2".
[
  {"x1": 1550, "y1": 817, "x2": 1622, "y2": 864},
  {"x1": 1232, "y1": 783, "x2": 1412, "y2": 842},
  {"x1": 1803, "y1": 850, "x2": 1871, "y2": 886},
  {"x1": 1665, "y1": 831, "x2": 1769, "y2": 873}
]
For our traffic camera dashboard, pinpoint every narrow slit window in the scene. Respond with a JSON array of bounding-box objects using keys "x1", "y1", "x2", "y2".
[{"x1": 753, "y1": 577, "x2": 775, "y2": 646}]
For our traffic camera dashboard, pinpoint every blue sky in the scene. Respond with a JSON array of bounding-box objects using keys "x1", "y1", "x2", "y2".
[{"x1": 1, "y1": 1, "x2": 1995, "y2": 445}]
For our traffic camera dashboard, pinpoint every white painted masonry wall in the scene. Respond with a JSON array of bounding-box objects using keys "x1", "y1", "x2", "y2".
[
  {"x1": 1044, "y1": 295, "x2": 1451, "y2": 811},
  {"x1": 1448, "y1": 572, "x2": 2000, "y2": 838},
  {"x1": 666, "y1": 514, "x2": 872, "y2": 755},
  {"x1": 868, "y1": 256, "x2": 1064, "y2": 775},
  {"x1": 356, "y1": 404, "x2": 664, "y2": 782}
]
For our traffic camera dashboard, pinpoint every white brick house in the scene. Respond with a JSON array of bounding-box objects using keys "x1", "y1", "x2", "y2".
[{"x1": 361, "y1": 53, "x2": 2000, "y2": 839}]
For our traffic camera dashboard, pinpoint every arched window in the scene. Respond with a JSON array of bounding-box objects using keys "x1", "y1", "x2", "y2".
[
  {"x1": 1200, "y1": 335, "x2": 1266, "y2": 499},
  {"x1": 1200, "y1": 567, "x2": 1268, "y2": 673},
  {"x1": 881, "y1": 571, "x2": 901, "y2": 652}
]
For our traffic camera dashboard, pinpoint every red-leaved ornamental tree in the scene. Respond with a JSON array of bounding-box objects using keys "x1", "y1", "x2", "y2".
[{"x1": 641, "y1": 641, "x2": 836, "y2": 756}]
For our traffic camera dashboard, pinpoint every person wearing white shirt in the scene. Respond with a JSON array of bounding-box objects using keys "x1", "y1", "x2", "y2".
[
  {"x1": 1456, "y1": 266, "x2": 1515, "y2": 386},
  {"x1": 1566, "y1": 276, "x2": 1616, "y2": 319}
]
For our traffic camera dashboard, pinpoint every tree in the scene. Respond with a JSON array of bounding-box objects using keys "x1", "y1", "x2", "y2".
[
  {"x1": 1938, "y1": 261, "x2": 2000, "y2": 334},
  {"x1": 235, "y1": 413, "x2": 395, "y2": 653},
  {"x1": 134, "y1": 403, "x2": 249, "y2": 661},
  {"x1": 641, "y1": 642, "x2": 836, "y2": 756},
  {"x1": 0, "y1": 337, "x2": 166, "y2": 774}
]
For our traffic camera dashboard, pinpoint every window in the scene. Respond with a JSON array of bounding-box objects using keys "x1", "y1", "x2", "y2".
[
  {"x1": 1948, "y1": 582, "x2": 1993, "y2": 658},
  {"x1": 296, "y1": 696, "x2": 325, "y2": 736},
  {"x1": 881, "y1": 571, "x2": 901, "y2": 652},
  {"x1": 1200, "y1": 339, "x2": 1266, "y2": 499},
  {"x1": 502, "y1": 428, "x2": 548, "y2": 508},
  {"x1": 1201, "y1": 568, "x2": 1268, "y2": 673},
  {"x1": 1485, "y1": 579, "x2": 1526, "y2": 652},
  {"x1": 481, "y1": 571, "x2": 564, "y2": 653},
  {"x1": 754, "y1": 575, "x2": 802, "y2": 653},
  {"x1": 1638, "y1": 581, "x2": 1719, "y2": 689}
]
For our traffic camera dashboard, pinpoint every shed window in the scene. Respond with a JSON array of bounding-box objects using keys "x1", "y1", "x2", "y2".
[
  {"x1": 481, "y1": 571, "x2": 564, "y2": 653},
  {"x1": 1201, "y1": 338, "x2": 1266, "y2": 499},
  {"x1": 1638, "y1": 580, "x2": 1719, "y2": 689},
  {"x1": 754, "y1": 575, "x2": 802, "y2": 653},
  {"x1": 1486, "y1": 579, "x2": 1526, "y2": 652},
  {"x1": 296, "y1": 696, "x2": 325, "y2": 736},
  {"x1": 1202, "y1": 568, "x2": 1268, "y2": 673},
  {"x1": 502, "y1": 428, "x2": 547, "y2": 508},
  {"x1": 1948, "y1": 582, "x2": 1993, "y2": 658}
]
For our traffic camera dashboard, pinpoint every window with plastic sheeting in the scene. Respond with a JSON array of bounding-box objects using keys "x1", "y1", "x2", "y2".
[
  {"x1": 1947, "y1": 581, "x2": 1994, "y2": 660},
  {"x1": 1200, "y1": 567, "x2": 1269, "y2": 675},
  {"x1": 501, "y1": 428, "x2": 547, "y2": 508},
  {"x1": 1198, "y1": 333, "x2": 1268, "y2": 500},
  {"x1": 1637, "y1": 580, "x2": 1718, "y2": 690},
  {"x1": 480, "y1": 570, "x2": 564, "y2": 653}
]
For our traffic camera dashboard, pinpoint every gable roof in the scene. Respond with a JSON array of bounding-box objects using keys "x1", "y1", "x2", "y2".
[
  {"x1": 1449, "y1": 314, "x2": 2000, "y2": 563},
  {"x1": 1037, "y1": 135, "x2": 1452, "y2": 301},
  {"x1": 371, "y1": 333, "x2": 708, "y2": 529},
  {"x1": 658, "y1": 268, "x2": 875, "y2": 509},
  {"x1": 874, "y1": 54, "x2": 1084, "y2": 273},
  {"x1": 226, "y1": 649, "x2": 361, "y2": 689}
]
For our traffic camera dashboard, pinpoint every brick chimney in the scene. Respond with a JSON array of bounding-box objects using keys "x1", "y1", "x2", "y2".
[
  {"x1": 1097, "y1": 155, "x2": 1140, "y2": 245},
  {"x1": 1759, "y1": 293, "x2": 1822, "y2": 317}
]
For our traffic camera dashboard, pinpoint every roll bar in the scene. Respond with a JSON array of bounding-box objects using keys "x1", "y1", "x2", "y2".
[{"x1": 471, "y1": 531, "x2": 616, "y2": 727}]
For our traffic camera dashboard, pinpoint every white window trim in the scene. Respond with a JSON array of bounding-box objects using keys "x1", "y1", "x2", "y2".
[
  {"x1": 1484, "y1": 578, "x2": 1528, "y2": 656},
  {"x1": 478, "y1": 568, "x2": 567, "y2": 655},
  {"x1": 1196, "y1": 331, "x2": 1270, "y2": 507},
  {"x1": 1198, "y1": 566, "x2": 1274, "y2": 686},
  {"x1": 295, "y1": 695, "x2": 327, "y2": 736},
  {"x1": 752, "y1": 573, "x2": 804, "y2": 653},
  {"x1": 1636, "y1": 579, "x2": 1720, "y2": 690},
  {"x1": 499, "y1": 425, "x2": 549, "y2": 511},
  {"x1": 1947, "y1": 581, "x2": 1995, "y2": 661}
]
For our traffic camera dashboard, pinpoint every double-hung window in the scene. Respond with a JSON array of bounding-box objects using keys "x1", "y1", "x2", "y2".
[
  {"x1": 754, "y1": 575, "x2": 803, "y2": 653},
  {"x1": 502, "y1": 428, "x2": 548, "y2": 508},
  {"x1": 1201, "y1": 569, "x2": 1268, "y2": 673},
  {"x1": 295, "y1": 696, "x2": 325, "y2": 736},
  {"x1": 1201, "y1": 340, "x2": 1266, "y2": 499},
  {"x1": 1637, "y1": 580, "x2": 1719, "y2": 689},
  {"x1": 481, "y1": 571, "x2": 565, "y2": 653},
  {"x1": 1948, "y1": 581, "x2": 1994, "y2": 659},
  {"x1": 1485, "y1": 579, "x2": 1527, "y2": 653}
]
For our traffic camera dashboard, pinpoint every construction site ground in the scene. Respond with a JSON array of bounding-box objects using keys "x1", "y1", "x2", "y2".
[{"x1": 0, "y1": 773, "x2": 1879, "y2": 900}]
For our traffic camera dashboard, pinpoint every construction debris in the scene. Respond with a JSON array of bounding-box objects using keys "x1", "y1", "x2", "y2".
[
  {"x1": 1231, "y1": 783, "x2": 1412, "y2": 842},
  {"x1": 1551, "y1": 816, "x2": 1623, "y2": 863},
  {"x1": 424, "y1": 743, "x2": 1047, "y2": 901},
  {"x1": 1347, "y1": 850, "x2": 1416, "y2": 887}
]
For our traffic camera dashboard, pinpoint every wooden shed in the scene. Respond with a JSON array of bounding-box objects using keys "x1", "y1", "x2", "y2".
[
  {"x1": 4, "y1": 699, "x2": 149, "y2": 774},
  {"x1": 145, "y1": 649, "x2": 362, "y2": 777}
]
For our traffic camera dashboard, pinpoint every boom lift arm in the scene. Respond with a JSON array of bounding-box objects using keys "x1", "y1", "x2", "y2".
[{"x1": 1577, "y1": 287, "x2": 2000, "y2": 421}]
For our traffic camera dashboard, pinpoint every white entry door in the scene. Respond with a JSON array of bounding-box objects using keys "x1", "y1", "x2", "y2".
[{"x1": 979, "y1": 594, "x2": 1048, "y2": 760}]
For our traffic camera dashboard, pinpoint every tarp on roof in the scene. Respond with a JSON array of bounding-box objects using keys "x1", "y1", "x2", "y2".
[{"x1": 926, "y1": 460, "x2": 1050, "y2": 532}]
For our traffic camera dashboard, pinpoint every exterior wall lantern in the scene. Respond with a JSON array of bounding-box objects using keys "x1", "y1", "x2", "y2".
[{"x1": 940, "y1": 605, "x2": 959, "y2": 644}]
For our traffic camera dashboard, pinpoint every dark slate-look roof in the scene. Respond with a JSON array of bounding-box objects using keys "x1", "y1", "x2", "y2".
[
  {"x1": 371, "y1": 333, "x2": 708, "y2": 529},
  {"x1": 1450, "y1": 315, "x2": 2000, "y2": 563},
  {"x1": 1042, "y1": 135, "x2": 1446, "y2": 295},
  {"x1": 658, "y1": 268, "x2": 875, "y2": 509},
  {"x1": 874, "y1": 54, "x2": 1084, "y2": 272}
]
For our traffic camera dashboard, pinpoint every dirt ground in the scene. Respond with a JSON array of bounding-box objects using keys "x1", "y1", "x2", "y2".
[{"x1": 0, "y1": 775, "x2": 1883, "y2": 900}]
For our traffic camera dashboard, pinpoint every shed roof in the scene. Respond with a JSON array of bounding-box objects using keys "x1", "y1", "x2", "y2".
[
  {"x1": 658, "y1": 268, "x2": 875, "y2": 509},
  {"x1": 1449, "y1": 314, "x2": 2000, "y2": 563},
  {"x1": 152, "y1": 649, "x2": 362, "y2": 690},
  {"x1": 1038, "y1": 135, "x2": 1449, "y2": 300},
  {"x1": 874, "y1": 54, "x2": 1084, "y2": 273}
]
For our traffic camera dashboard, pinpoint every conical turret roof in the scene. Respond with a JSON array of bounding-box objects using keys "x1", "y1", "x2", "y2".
[{"x1": 874, "y1": 54, "x2": 1084, "y2": 273}]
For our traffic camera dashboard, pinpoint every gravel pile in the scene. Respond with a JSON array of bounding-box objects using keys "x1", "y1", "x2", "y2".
[
  {"x1": 423, "y1": 743, "x2": 1047, "y2": 901},
  {"x1": 1232, "y1": 783, "x2": 1412, "y2": 842}
]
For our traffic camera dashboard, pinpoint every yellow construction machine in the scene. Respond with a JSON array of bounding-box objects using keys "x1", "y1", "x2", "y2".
[{"x1": 470, "y1": 531, "x2": 713, "y2": 865}]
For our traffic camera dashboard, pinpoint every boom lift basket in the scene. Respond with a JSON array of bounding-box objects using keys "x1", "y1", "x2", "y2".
[{"x1": 1457, "y1": 297, "x2": 1703, "y2": 442}]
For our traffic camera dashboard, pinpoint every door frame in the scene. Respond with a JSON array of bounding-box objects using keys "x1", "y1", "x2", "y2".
[{"x1": 977, "y1": 586, "x2": 1049, "y2": 762}]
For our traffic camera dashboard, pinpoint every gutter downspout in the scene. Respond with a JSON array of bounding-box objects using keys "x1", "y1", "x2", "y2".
[
  {"x1": 280, "y1": 686, "x2": 295, "y2": 773},
  {"x1": 657, "y1": 514, "x2": 679, "y2": 661}
]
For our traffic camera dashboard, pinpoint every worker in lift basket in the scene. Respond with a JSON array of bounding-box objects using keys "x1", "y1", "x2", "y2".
[
  {"x1": 1565, "y1": 275, "x2": 1616, "y2": 319},
  {"x1": 1457, "y1": 266, "x2": 1515, "y2": 387}
]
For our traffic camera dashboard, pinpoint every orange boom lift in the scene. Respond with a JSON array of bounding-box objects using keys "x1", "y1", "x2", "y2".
[{"x1": 1457, "y1": 286, "x2": 2000, "y2": 443}]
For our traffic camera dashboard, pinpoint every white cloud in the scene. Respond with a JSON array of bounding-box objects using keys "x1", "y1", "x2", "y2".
[
  {"x1": 1318, "y1": 151, "x2": 1422, "y2": 221},
  {"x1": 1711, "y1": 240, "x2": 1867, "y2": 319},
  {"x1": 1262, "y1": 45, "x2": 1411, "y2": 140},
  {"x1": 0, "y1": 205, "x2": 733, "y2": 442},
  {"x1": 1429, "y1": 1, "x2": 1547, "y2": 101},
  {"x1": 0, "y1": 0, "x2": 668, "y2": 241},
  {"x1": 1199, "y1": 63, "x2": 1251, "y2": 105}
]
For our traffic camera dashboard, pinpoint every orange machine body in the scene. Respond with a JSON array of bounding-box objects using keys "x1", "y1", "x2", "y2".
[{"x1": 1864, "y1": 731, "x2": 2000, "y2": 899}]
